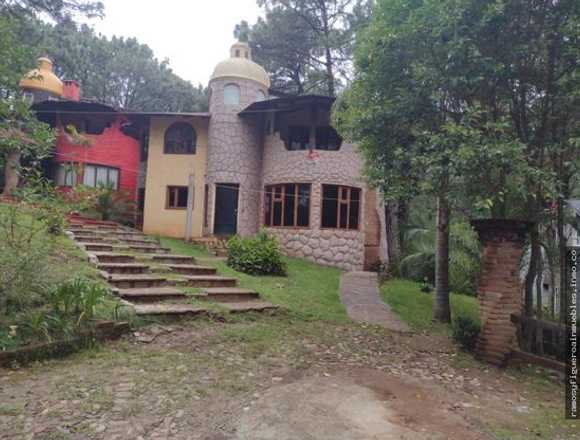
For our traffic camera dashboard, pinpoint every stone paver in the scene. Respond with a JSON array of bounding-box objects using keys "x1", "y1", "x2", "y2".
[{"x1": 340, "y1": 271, "x2": 410, "y2": 333}]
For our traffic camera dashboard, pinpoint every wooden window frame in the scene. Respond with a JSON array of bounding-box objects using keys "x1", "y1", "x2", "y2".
[
  {"x1": 163, "y1": 122, "x2": 197, "y2": 155},
  {"x1": 166, "y1": 186, "x2": 189, "y2": 210},
  {"x1": 320, "y1": 184, "x2": 361, "y2": 231},
  {"x1": 264, "y1": 183, "x2": 311, "y2": 228},
  {"x1": 83, "y1": 164, "x2": 120, "y2": 190}
]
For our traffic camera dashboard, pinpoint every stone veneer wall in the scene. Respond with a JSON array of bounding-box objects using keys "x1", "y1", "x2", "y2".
[
  {"x1": 206, "y1": 77, "x2": 267, "y2": 236},
  {"x1": 261, "y1": 134, "x2": 367, "y2": 271},
  {"x1": 472, "y1": 220, "x2": 532, "y2": 366}
]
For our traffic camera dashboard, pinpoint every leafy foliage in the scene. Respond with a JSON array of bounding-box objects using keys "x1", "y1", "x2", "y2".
[
  {"x1": 0, "y1": 204, "x2": 53, "y2": 314},
  {"x1": 400, "y1": 202, "x2": 480, "y2": 295},
  {"x1": 240, "y1": 0, "x2": 372, "y2": 96},
  {"x1": 451, "y1": 316, "x2": 481, "y2": 352},
  {"x1": 227, "y1": 231, "x2": 287, "y2": 276},
  {"x1": 41, "y1": 18, "x2": 209, "y2": 112}
]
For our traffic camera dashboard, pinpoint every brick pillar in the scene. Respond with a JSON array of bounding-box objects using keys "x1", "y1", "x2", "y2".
[{"x1": 471, "y1": 219, "x2": 532, "y2": 366}]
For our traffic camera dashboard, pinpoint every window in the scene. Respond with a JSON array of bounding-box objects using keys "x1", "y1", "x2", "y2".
[
  {"x1": 55, "y1": 163, "x2": 77, "y2": 187},
  {"x1": 256, "y1": 90, "x2": 266, "y2": 102},
  {"x1": 166, "y1": 186, "x2": 189, "y2": 209},
  {"x1": 83, "y1": 165, "x2": 120, "y2": 190},
  {"x1": 315, "y1": 126, "x2": 342, "y2": 151},
  {"x1": 224, "y1": 83, "x2": 241, "y2": 106},
  {"x1": 264, "y1": 184, "x2": 310, "y2": 228},
  {"x1": 287, "y1": 126, "x2": 310, "y2": 150},
  {"x1": 321, "y1": 185, "x2": 360, "y2": 230},
  {"x1": 164, "y1": 122, "x2": 197, "y2": 154}
]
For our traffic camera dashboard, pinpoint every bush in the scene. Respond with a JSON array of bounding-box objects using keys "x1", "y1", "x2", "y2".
[
  {"x1": 451, "y1": 316, "x2": 481, "y2": 351},
  {"x1": 0, "y1": 204, "x2": 54, "y2": 314},
  {"x1": 227, "y1": 231, "x2": 287, "y2": 276}
]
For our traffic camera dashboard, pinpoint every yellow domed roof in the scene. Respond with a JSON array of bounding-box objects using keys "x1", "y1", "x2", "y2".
[
  {"x1": 211, "y1": 42, "x2": 270, "y2": 88},
  {"x1": 19, "y1": 57, "x2": 64, "y2": 97}
]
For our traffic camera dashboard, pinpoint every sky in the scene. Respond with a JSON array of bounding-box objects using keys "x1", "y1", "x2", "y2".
[{"x1": 82, "y1": 0, "x2": 264, "y2": 86}]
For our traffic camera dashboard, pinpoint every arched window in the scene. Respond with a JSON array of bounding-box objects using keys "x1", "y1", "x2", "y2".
[
  {"x1": 164, "y1": 122, "x2": 197, "y2": 154},
  {"x1": 224, "y1": 83, "x2": 241, "y2": 106},
  {"x1": 256, "y1": 90, "x2": 267, "y2": 102}
]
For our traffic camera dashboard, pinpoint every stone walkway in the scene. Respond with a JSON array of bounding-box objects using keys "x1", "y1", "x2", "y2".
[{"x1": 339, "y1": 272, "x2": 410, "y2": 333}]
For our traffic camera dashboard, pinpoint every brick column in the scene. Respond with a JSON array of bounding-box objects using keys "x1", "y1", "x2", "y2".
[{"x1": 471, "y1": 219, "x2": 532, "y2": 366}]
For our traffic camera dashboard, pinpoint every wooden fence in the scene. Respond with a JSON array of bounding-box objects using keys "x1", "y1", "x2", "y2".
[{"x1": 511, "y1": 313, "x2": 567, "y2": 363}]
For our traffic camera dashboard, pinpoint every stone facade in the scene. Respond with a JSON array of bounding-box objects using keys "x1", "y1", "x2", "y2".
[
  {"x1": 261, "y1": 128, "x2": 368, "y2": 271},
  {"x1": 206, "y1": 77, "x2": 267, "y2": 237},
  {"x1": 472, "y1": 219, "x2": 532, "y2": 366}
]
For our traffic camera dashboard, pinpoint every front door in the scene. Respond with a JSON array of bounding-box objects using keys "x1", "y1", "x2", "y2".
[{"x1": 214, "y1": 184, "x2": 239, "y2": 235}]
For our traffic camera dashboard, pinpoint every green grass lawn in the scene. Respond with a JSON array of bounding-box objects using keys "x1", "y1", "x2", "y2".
[
  {"x1": 160, "y1": 237, "x2": 349, "y2": 323},
  {"x1": 380, "y1": 279, "x2": 479, "y2": 331}
]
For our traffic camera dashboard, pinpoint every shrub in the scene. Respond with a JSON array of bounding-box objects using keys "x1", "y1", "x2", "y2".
[
  {"x1": 451, "y1": 316, "x2": 481, "y2": 351},
  {"x1": 227, "y1": 231, "x2": 287, "y2": 276},
  {"x1": 0, "y1": 204, "x2": 53, "y2": 314}
]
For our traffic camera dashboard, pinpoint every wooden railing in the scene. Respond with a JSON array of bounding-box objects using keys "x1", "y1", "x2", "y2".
[{"x1": 511, "y1": 313, "x2": 567, "y2": 362}]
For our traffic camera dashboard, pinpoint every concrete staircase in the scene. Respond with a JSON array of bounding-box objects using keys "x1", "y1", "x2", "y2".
[{"x1": 66, "y1": 216, "x2": 279, "y2": 319}]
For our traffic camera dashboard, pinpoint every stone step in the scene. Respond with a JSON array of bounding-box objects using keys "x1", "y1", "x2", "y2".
[
  {"x1": 73, "y1": 235, "x2": 117, "y2": 244},
  {"x1": 180, "y1": 276, "x2": 238, "y2": 288},
  {"x1": 107, "y1": 274, "x2": 167, "y2": 289},
  {"x1": 201, "y1": 287, "x2": 260, "y2": 303},
  {"x1": 115, "y1": 287, "x2": 187, "y2": 303},
  {"x1": 120, "y1": 238, "x2": 158, "y2": 245},
  {"x1": 165, "y1": 264, "x2": 217, "y2": 275},
  {"x1": 220, "y1": 301, "x2": 280, "y2": 313},
  {"x1": 149, "y1": 254, "x2": 195, "y2": 264},
  {"x1": 91, "y1": 252, "x2": 136, "y2": 264},
  {"x1": 133, "y1": 303, "x2": 209, "y2": 317},
  {"x1": 127, "y1": 244, "x2": 171, "y2": 254},
  {"x1": 97, "y1": 263, "x2": 150, "y2": 274},
  {"x1": 79, "y1": 242, "x2": 114, "y2": 252}
]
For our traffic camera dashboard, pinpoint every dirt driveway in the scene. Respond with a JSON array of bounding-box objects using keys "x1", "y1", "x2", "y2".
[{"x1": 0, "y1": 316, "x2": 576, "y2": 440}]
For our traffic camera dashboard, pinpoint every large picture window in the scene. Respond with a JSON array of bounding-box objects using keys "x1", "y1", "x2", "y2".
[
  {"x1": 264, "y1": 184, "x2": 310, "y2": 228},
  {"x1": 166, "y1": 186, "x2": 189, "y2": 209},
  {"x1": 55, "y1": 163, "x2": 77, "y2": 187},
  {"x1": 321, "y1": 185, "x2": 360, "y2": 230},
  {"x1": 164, "y1": 122, "x2": 197, "y2": 154},
  {"x1": 83, "y1": 164, "x2": 120, "y2": 190}
]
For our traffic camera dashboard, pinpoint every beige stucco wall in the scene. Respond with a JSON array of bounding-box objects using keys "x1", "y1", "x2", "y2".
[{"x1": 142, "y1": 116, "x2": 209, "y2": 238}]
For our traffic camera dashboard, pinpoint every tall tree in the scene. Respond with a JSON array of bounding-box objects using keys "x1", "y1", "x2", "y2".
[
  {"x1": 335, "y1": 0, "x2": 573, "y2": 322},
  {"x1": 0, "y1": 0, "x2": 103, "y2": 20},
  {"x1": 40, "y1": 19, "x2": 209, "y2": 112},
  {"x1": 239, "y1": 0, "x2": 371, "y2": 96}
]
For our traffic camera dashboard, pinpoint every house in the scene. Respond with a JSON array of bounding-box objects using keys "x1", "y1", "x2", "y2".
[
  {"x1": 20, "y1": 42, "x2": 388, "y2": 271},
  {"x1": 20, "y1": 58, "x2": 143, "y2": 203}
]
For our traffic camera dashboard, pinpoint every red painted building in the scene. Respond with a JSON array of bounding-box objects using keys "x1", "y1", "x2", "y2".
[
  {"x1": 21, "y1": 58, "x2": 144, "y2": 202},
  {"x1": 33, "y1": 98, "x2": 144, "y2": 202}
]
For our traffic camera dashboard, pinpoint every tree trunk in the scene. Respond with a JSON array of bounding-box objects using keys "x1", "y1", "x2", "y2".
[
  {"x1": 385, "y1": 202, "x2": 401, "y2": 269},
  {"x1": 535, "y1": 250, "x2": 543, "y2": 318},
  {"x1": 557, "y1": 196, "x2": 567, "y2": 322},
  {"x1": 3, "y1": 150, "x2": 21, "y2": 197},
  {"x1": 433, "y1": 195, "x2": 451, "y2": 323},
  {"x1": 525, "y1": 224, "x2": 540, "y2": 316}
]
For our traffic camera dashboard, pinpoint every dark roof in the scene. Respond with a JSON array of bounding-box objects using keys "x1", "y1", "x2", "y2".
[
  {"x1": 32, "y1": 99, "x2": 117, "y2": 115},
  {"x1": 239, "y1": 94, "x2": 335, "y2": 116},
  {"x1": 122, "y1": 111, "x2": 210, "y2": 118},
  {"x1": 32, "y1": 100, "x2": 210, "y2": 118}
]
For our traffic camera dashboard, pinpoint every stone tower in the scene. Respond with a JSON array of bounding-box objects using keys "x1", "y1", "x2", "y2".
[{"x1": 206, "y1": 41, "x2": 270, "y2": 236}]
